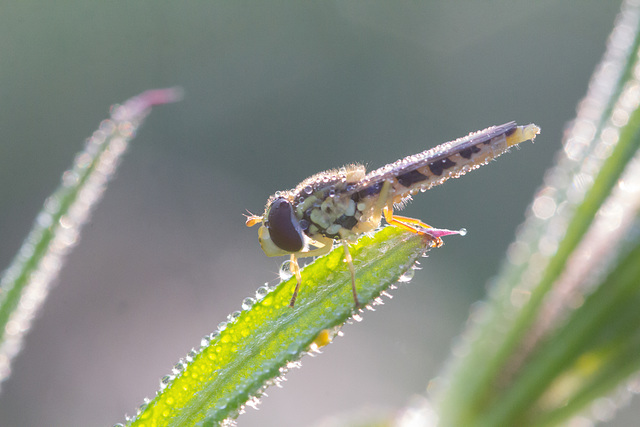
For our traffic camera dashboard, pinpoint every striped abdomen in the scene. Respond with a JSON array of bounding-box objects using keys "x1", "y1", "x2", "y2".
[{"x1": 356, "y1": 122, "x2": 539, "y2": 205}]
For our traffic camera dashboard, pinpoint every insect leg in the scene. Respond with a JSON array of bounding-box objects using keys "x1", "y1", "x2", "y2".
[
  {"x1": 341, "y1": 240, "x2": 360, "y2": 308},
  {"x1": 383, "y1": 206, "x2": 462, "y2": 247},
  {"x1": 288, "y1": 254, "x2": 303, "y2": 307},
  {"x1": 286, "y1": 241, "x2": 334, "y2": 307}
]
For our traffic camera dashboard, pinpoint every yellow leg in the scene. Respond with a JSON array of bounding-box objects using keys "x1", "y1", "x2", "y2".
[
  {"x1": 287, "y1": 241, "x2": 334, "y2": 308},
  {"x1": 383, "y1": 206, "x2": 463, "y2": 247},
  {"x1": 341, "y1": 240, "x2": 360, "y2": 308},
  {"x1": 383, "y1": 206, "x2": 442, "y2": 246},
  {"x1": 288, "y1": 254, "x2": 303, "y2": 307}
]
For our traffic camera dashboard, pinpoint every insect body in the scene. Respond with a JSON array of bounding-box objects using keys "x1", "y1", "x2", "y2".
[{"x1": 246, "y1": 122, "x2": 540, "y2": 308}]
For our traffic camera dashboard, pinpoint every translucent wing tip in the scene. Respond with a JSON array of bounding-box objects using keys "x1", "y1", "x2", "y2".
[{"x1": 506, "y1": 123, "x2": 541, "y2": 147}]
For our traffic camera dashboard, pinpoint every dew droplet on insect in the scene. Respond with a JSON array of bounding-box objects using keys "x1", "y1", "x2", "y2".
[{"x1": 459, "y1": 228, "x2": 467, "y2": 236}]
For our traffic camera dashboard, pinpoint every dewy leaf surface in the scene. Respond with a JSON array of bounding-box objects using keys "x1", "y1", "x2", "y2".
[{"x1": 129, "y1": 226, "x2": 432, "y2": 426}]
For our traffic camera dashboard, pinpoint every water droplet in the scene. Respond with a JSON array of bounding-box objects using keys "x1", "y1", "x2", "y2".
[
  {"x1": 459, "y1": 228, "x2": 467, "y2": 236},
  {"x1": 279, "y1": 261, "x2": 293, "y2": 281},
  {"x1": 160, "y1": 375, "x2": 173, "y2": 389},
  {"x1": 36, "y1": 212, "x2": 53, "y2": 229},
  {"x1": 398, "y1": 269, "x2": 415, "y2": 282},
  {"x1": 186, "y1": 348, "x2": 198, "y2": 361},
  {"x1": 62, "y1": 170, "x2": 79, "y2": 187},
  {"x1": 286, "y1": 344, "x2": 299, "y2": 356},
  {"x1": 217, "y1": 321, "x2": 228, "y2": 332},
  {"x1": 303, "y1": 185, "x2": 313, "y2": 195},
  {"x1": 172, "y1": 360, "x2": 186, "y2": 375},
  {"x1": 201, "y1": 335, "x2": 211, "y2": 347},
  {"x1": 227, "y1": 311, "x2": 241, "y2": 323},
  {"x1": 242, "y1": 297, "x2": 256, "y2": 310},
  {"x1": 18, "y1": 242, "x2": 36, "y2": 261},
  {"x1": 255, "y1": 285, "x2": 270, "y2": 300},
  {"x1": 44, "y1": 196, "x2": 61, "y2": 214}
]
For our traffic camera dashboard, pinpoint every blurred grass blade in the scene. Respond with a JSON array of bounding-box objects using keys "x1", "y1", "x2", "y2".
[
  {"x1": 0, "y1": 88, "x2": 181, "y2": 391},
  {"x1": 435, "y1": 1, "x2": 640, "y2": 425},
  {"x1": 126, "y1": 226, "x2": 432, "y2": 426},
  {"x1": 472, "y1": 87, "x2": 640, "y2": 426},
  {"x1": 514, "y1": 229, "x2": 640, "y2": 427}
]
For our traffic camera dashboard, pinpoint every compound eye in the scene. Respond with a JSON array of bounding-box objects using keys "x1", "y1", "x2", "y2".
[{"x1": 266, "y1": 198, "x2": 304, "y2": 252}]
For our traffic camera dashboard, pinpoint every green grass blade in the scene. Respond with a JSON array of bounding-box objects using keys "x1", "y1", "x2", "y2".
[
  {"x1": 126, "y1": 226, "x2": 432, "y2": 426},
  {"x1": 476, "y1": 232, "x2": 640, "y2": 426},
  {"x1": 0, "y1": 88, "x2": 181, "y2": 388},
  {"x1": 435, "y1": 2, "x2": 640, "y2": 425},
  {"x1": 470, "y1": 95, "x2": 640, "y2": 426},
  {"x1": 530, "y1": 240, "x2": 640, "y2": 426}
]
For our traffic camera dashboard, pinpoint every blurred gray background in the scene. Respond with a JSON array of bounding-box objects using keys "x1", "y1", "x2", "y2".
[{"x1": 0, "y1": 1, "x2": 632, "y2": 426}]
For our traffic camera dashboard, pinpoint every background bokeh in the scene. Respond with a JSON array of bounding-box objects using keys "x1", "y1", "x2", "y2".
[{"x1": 0, "y1": 2, "x2": 632, "y2": 426}]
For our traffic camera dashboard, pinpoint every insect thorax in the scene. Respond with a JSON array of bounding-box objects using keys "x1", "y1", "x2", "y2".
[{"x1": 271, "y1": 164, "x2": 381, "y2": 242}]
